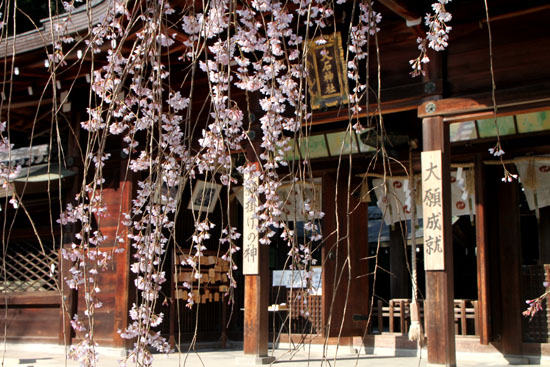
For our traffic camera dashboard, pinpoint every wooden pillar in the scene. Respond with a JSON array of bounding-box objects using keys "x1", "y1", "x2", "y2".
[
  {"x1": 169, "y1": 245, "x2": 176, "y2": 348},
  {"x1": 321, "y1": 173, "x2": 369, "y2": 337},
  {"x1": 474, "y1": 155, "x2": 491, "y2": 345},
  {"x1": 241, "y1": 156, "x2": 274, "y2": 363},
  {"x1": 111, "y1": 165, "x2": 134, "y2": 349},
  {"x1": 59, "y1": 242, "x2": 78, "y2": 345},
  {"x1": 389, "y1": 221, "x2": 409, "y2": 299},
  {"x1": 59, "y1": 92, "x2": 82, "y2": 346},
  {"x1": 538, "y1": 207, "x2": 550, "y2": 264},
  {"x1": 422, "y1": 116, "x2": 456, "y2": 366},
  {"x1": 497, "y1": 178, "x2": 523, "y2": 356},
  {"x1": 58, "y1": 188, "x2": 79, "y2": 346},
  {"x1": 243, "y1": 244, "x2": 270, "y2": 358}
]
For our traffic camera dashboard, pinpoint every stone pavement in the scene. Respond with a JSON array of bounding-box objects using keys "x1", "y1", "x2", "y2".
[{"x1": 0, "y1": 343, "x2": 547, "y2": 366}]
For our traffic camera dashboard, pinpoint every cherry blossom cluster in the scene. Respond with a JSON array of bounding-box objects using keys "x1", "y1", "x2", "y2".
[
  {"x1": 410, "y1": 0, "x2": 452, "y2": 77},
  {"x1": 488, "y1": 142, "x2": 518, "y2": 182},
  {"x1": 523, "y1": 282, "x2": 550, "y2": 320},
  {"x1": 176, "y1": 0, "x2": 322, "y2": 285},
  {"x1": 0, "y1": 121, "x2": 21, "y2": 190},
  {"x1": 219, "y1": 226, "x2": 241, "y2": 293}
]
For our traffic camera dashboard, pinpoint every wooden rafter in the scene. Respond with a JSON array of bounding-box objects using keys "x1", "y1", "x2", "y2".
[
  {"x1": 0, "y1": 98, "x2": 53, "y2": 111},
  {"x1": 378, "y1": 0, "x2": 421, "y2": 22},
  {"x1": 378, "y1": 0, "x2": 424, "y2": 37}
]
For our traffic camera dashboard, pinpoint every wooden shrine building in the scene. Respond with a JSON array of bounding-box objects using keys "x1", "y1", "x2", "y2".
[{"x1": 1, "y1": 0, "x2": 550, "y2": 365}]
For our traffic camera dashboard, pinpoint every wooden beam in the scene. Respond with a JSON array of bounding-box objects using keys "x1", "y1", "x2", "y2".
[
  {"x1": 310, "y1": 80, "x2": 442, "y2": 125},
  {"x1": 0, "y1": 98, "x2": 53, "y2": 110},
  {"x1": 474, "y1": 155, "x2": 490, "y2": 345},
  {"x1": 422, "y1": 116, "x2": 456, "y2": 366},
  {"x1": 480, "y1": 4, "x2": 550, "y2": 24},
  {"x1": 418, "y1": 83, "x2": 550, "y2": 119},
  {"x1": 1, "y1": 292, "x2": 60, "y2": 306}
]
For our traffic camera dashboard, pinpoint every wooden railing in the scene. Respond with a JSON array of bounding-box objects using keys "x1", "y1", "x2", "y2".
[
  {"x1": 372, "y1": 298, "x2": 479, "y2": 336},
  {"x1": 454, "y1": 299, "x2": 478, "y2": 336}
]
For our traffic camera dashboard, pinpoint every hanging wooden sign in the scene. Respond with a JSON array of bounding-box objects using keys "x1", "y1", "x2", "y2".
[
  {"x1": 421, "y1": 150, "x2": 445, "y2": 270},
  {"x1": 242, "y1": 172, "x2": 259, "y2": 275},
  {"x1": 306, "y1": 33, "x2": 349, "y2": 109}
]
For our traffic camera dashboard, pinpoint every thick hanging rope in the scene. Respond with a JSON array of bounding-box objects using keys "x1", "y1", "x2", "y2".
[{"x1": 407, "y1": 147, "x2": 424, "y2": 346}]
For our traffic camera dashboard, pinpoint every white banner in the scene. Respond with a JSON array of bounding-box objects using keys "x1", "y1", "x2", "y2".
[
  {"x1": 372, "y1": 177, "x2": 422, "y2": 226},
  {"x1": 515, "y1": 158, "x2": 550, "y2": 210},
  {"x1": 372, "y1": 169, "x2": 475, "y2": 226}
]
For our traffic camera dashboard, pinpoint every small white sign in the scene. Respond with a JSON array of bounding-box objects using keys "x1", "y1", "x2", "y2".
[
  {"x1": 421, "y1": 150, "x2": 445, "y2": 271},
  {"x1": 272, "y1": 270, "x2": 291, "y2": 287},
  {"x1": 272, "y1": 269, "x2": 309, "y2": 288},
  {"x1": 310, "y1": 266, "x2": 322, "y2": 295}
]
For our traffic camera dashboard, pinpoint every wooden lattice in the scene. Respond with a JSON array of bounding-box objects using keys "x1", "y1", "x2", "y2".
[
  {"x1": 0, "y1": 239, "x2": 57, "y2": 293},
  {"x1": 521, "y1": 265, "x2": 550, "y2": 343},
  {"x1": 287, "y1": 293, "x2": 323, "y2": 335}
]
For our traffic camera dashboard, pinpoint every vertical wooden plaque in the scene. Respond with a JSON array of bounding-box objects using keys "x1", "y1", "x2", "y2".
[
  {"x1": 421, "y1": 150, "x2": 445, "y2": 270},
  {"x1": 242, "y1": 172, "x2": 259, "y2": 275}
]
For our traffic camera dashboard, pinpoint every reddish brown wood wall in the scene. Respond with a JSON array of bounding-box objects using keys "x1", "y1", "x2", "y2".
[
  {"x1": 1, "y1": 306, "x2": 60, "y2": 342},
  {"x1": 0, "y1": 292, "x2": 61, "y2": 343}
]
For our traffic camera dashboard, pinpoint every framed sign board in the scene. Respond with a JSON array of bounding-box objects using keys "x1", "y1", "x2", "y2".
[
  {"x1": 306, "y1": 32, "x2": 349, "y2": 109},
  {"x1": 188, "y1": 180, "x2": 221, "y2": 213}
]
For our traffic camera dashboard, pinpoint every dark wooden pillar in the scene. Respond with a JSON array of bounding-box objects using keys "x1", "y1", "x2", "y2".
[
  {"x1": 538, "y1": 207, "x2": 550, "y2": 264},
  {"x1": 243, "y1": 244, "x2": 270, "y2": 358},
  {"x1": 474, "y1": 155, "x2": 491, "y2": 345},
  {"x1": 389, "y1": 222, "x2": 409, "y2": 299},
  {"x1": 422, "y1": 116, "x2": 456, "y2": 366},
  {"x1": 241, "y1": 141, "x2": 273, "y2": 363},
  {"x1": 59, "y1": 93, "x2": 81, "y2": 346},
  {"x1": 169, "y1": 245, "x2": 176, "y2": 348},
  {"x1": 59, "y1": 242, "x2": 78, "y2": 345},
  {"x1": 498, "y1": 178, "x2": 523, "y2": 356},
  {"x1": 109, "y1": 167, "x2": 134, "y2": 348},
  {"x1": 321, "y1": 173, "x2": 369, "y2": 337}
]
